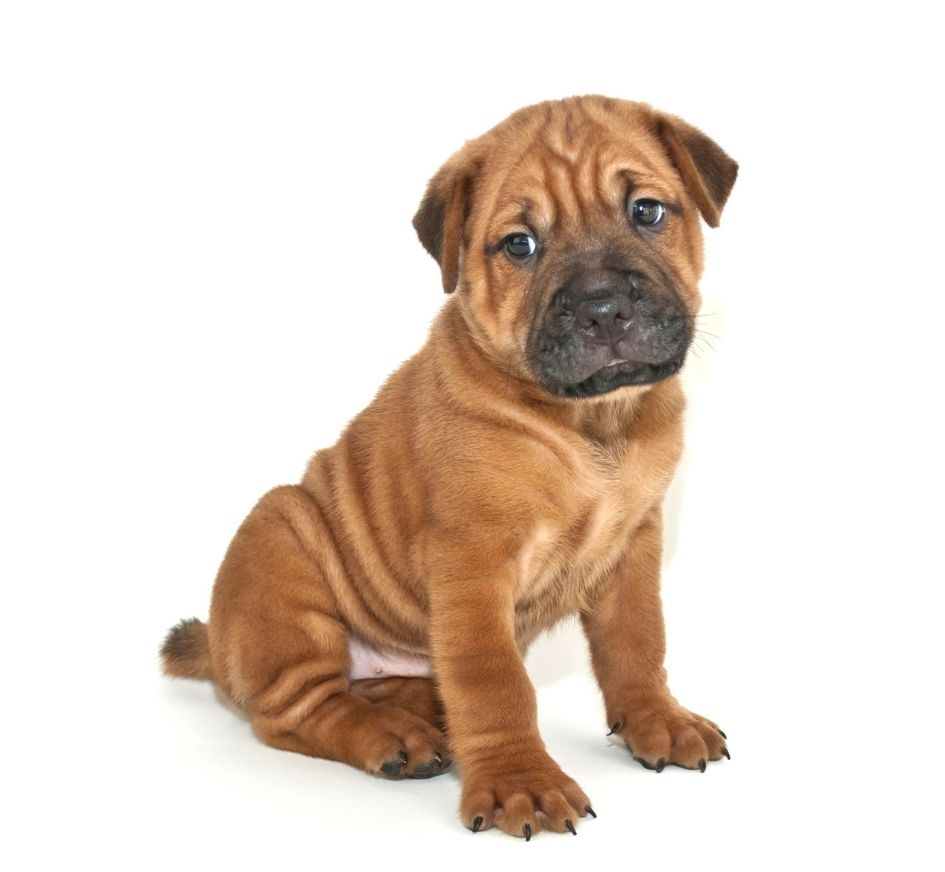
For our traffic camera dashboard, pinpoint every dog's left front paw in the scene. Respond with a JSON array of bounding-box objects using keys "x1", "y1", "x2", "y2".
[{"x1": 608, "y1": 701, "x2": 729, "y2": 772}]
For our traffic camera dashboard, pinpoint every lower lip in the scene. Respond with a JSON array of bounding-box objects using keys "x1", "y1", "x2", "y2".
[
  {"x1": 598, "y1": 357, "x2": 638, "y2": 374},
  {"x1": 598, "y1": 352, "x2": 676, "y2": 374}
]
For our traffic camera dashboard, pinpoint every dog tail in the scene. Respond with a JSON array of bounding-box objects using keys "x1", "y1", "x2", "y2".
[{"x1": 161, "y1": 617, "x2": 214, "y2": 680}]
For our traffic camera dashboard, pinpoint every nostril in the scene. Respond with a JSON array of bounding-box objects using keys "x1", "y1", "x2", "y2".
[{"x1": 573, "y1": 295, "x2": 634, "y2": 338}]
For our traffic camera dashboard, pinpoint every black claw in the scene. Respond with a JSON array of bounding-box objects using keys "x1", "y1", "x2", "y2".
[
  {"x1": 722, "y1": 747, "x2": 730, "y2": 760},
  {"x1": 699, "y1": 758, "x2": 707, "y2": 772},
  {"x1": 718, "y1": 729, "x2": 727, "y2": 739},
  {"x1": 634, "y1": 755, "x2": 662, "y2": 771},
  {"x1": 523, "y1": 823, "x2": 532, "y2": 842},
  {"x1": 472, "y1": 816, "x2": 483, "y2": 833},
  {"x1": 565, "y1": 819, "x2": 577, "y2": 836},
  {"x1": 606, "y1": 722, "x2": 621, "y2": 736},
  {"x1": 379, "y1": 759, "x2": 402, "y2": 776},
  {"x1": 398, "y1": 750, "x2": 408, "y2": 765},
  {"x1": 585, "y1": 805, "x2": 597, "y2": 819}
]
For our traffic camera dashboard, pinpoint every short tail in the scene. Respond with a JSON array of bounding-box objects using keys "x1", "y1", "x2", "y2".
[{"x1": 161, "y1": 617, "x2": 214, "y2": 680}]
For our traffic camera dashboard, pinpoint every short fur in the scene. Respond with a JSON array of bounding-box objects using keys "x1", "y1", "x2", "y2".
[{"x1": 162, "y1": 96, "x2": 736, "y2": 838}]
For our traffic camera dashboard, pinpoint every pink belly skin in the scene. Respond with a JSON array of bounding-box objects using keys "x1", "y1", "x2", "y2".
[{"x1": 347, "y1": 635, "x2": 433, "y2": 680}]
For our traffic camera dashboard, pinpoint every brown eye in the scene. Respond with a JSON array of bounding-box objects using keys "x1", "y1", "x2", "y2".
[
  {"x1": 630, "y1": 198, "x2": 666, "y2": 228},
  {"x1": 504, "y1": 233, "x2": 537, "y2": 259}
]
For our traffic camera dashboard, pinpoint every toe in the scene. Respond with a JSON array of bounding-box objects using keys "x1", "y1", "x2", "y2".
[
  {"x1": 461, "y1": 787, "x2": 497, "y2": 832},
  {"x1": 537, "y1": 789, "x2": 581, "y2": 834},
  {"x1": 691, "y1": 717, "x2": 727, "y2": 760},
  {"x1": 670, "y1": 724, "x2": 709, "y2": 769},
  {"x1": 497, "y1": 792, "x2": 540, "y2": 839},
  {"x1": 377, "y1": 749, "x2": 408, "y2": 778},
  {"x1": 625, "y1": 721, "x2": 672, "y2": 770}
]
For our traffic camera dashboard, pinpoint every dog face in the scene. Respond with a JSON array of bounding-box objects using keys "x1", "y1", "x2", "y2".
[{"x1": 414, "y1": 97, "x2": 737, "y2": 398}]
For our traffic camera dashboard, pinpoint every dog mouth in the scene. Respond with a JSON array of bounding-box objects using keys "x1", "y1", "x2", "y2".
[{"x1": 547, "y1": 354, "x2": 686, "y2": 398}]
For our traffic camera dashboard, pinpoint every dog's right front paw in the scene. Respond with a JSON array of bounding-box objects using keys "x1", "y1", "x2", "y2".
[{"x1": 460, "y1": 755, "x2": 594, "y2": 839}]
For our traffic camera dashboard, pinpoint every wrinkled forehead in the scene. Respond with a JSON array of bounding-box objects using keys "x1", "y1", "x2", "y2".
[{"x1": 473, "y1": 109, "x2": 684, "y2": 239}]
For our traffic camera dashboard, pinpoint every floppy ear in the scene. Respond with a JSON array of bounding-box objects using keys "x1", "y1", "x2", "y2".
[
  {"x1": 413, "y1": 152, "x2": 476, "y2": 294},
  {"x1": 657, "y1": 114, "x2": 738, "y2": 228}
]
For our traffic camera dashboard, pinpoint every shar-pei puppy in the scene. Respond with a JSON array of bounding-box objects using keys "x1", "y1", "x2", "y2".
[{"x1": 162, "y1": 95, "x2": 737, "y2": 839}]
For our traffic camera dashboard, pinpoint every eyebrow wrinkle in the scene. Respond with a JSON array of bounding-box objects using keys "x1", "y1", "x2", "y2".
[
  {"x1": 576, "y1": 141, "x2": 602, "y2": 216},
  {"x1": 538, "y1": 143, "x2": 580, "y2": 231}
]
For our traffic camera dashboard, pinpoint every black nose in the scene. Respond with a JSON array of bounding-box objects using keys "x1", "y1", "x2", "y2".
[{"x1": 573, "y1": 294, "x2": 635, "y2": 345}]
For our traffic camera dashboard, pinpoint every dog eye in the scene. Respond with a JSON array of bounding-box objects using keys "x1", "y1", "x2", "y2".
[
  {"x1": 630, "y1": 198, "x2": 666, "y2": 228},
  {"x1": 504, "y1": 233, "x2": 537, "y2": 259}
]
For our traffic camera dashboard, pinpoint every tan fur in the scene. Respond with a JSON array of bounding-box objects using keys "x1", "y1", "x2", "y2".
[
  {"x1": 161, "y1": 96, "x2": 736, "y2": 837},
  {"x1": 161, "y1": 618, "x2": 213, "y2": 679}
]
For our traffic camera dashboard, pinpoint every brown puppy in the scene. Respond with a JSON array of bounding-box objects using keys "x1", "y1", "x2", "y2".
[{"x1": 162, "y1": 96, "x2": 737, "y2": 839}]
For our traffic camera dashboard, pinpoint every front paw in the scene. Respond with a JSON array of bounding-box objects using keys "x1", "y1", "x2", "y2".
[
  {"x1": 460, "y1": 752, "x2": 594, "y2": 839},
  {"x1": 608, "y1": 701, "x2": 729, "y2": 772}
]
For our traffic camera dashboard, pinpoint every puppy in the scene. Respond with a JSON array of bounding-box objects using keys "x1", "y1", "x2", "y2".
[{"x1": 162, "y1": 95, "x2": 737, "y2": 839}]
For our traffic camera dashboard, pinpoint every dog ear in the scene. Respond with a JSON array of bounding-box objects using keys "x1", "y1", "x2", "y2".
[
  {"x1": 657, "y1": 114, "x2": 738, "y2": 228},
  {"x1": 413, "y1": 152, "x2": 477, "y2": 294}
]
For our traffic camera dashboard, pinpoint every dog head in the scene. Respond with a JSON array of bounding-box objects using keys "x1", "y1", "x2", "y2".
[{"x1": 413, "y1": 96, "x2": 737, "y2": 399}]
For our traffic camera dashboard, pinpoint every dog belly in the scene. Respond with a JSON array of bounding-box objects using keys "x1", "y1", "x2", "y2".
[{"x1": 347, "y1": 634, "x2": 433, "y2": 680}]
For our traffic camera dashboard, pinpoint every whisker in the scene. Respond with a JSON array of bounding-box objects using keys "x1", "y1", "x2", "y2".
[{"x1": 693, "y1": 339, "x2": 716, "y2": 355}]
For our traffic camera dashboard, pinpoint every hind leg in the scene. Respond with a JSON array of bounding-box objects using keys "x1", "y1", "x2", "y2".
[
  {"x1": 260, "y1": 686, "x2": 450, "y2": 779},
  {"x1": 210, "y1": 485, "x2": 450, "y2": 779},
  {"x1": 351, "y1": 677, "x2": 446, "y2": 732}
]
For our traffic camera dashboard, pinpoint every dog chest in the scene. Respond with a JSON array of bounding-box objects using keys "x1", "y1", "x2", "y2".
[{"x1": 512, "y1": 438, "x2": 668, "y2": 618}]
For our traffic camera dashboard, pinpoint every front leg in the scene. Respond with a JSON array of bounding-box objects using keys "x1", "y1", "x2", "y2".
[
  {"x1": 428, "y1": 546, "x2": 592, "y2": 838},
  {"x1": 581, "y1": 507, "x2": 728, "y2": 771}
]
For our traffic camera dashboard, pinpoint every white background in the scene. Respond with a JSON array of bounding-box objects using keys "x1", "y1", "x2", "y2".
[{"x1": 2, "y1": 1, "x2": 943, "y2": 869}]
